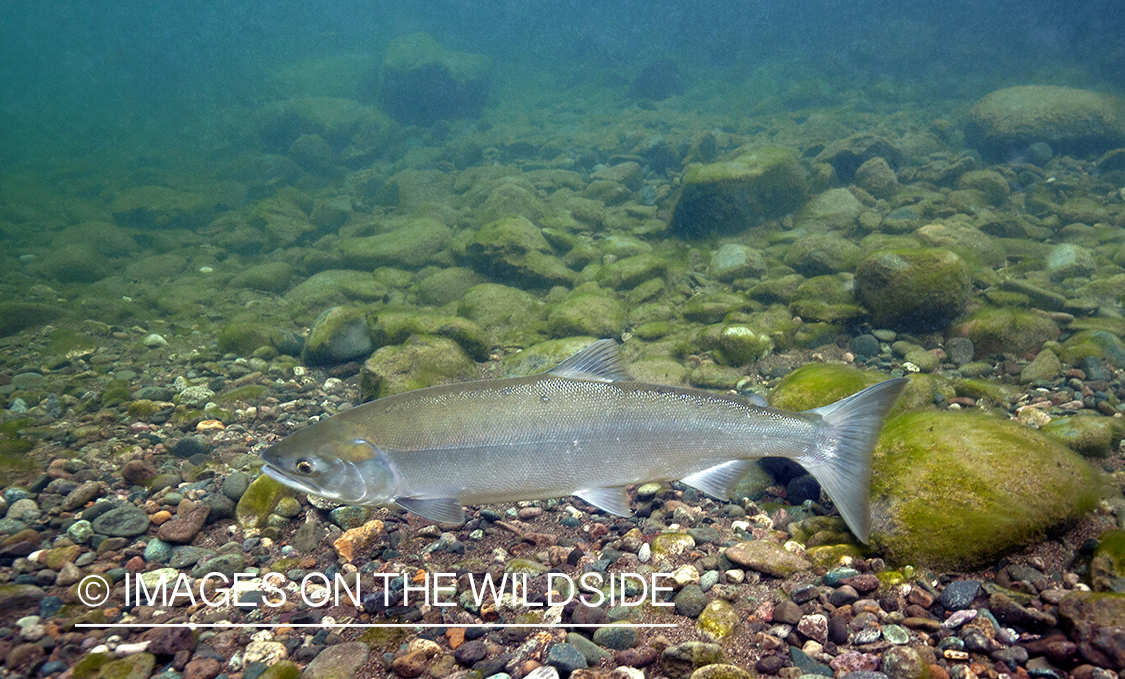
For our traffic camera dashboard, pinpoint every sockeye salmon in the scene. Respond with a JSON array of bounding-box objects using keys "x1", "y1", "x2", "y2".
[{"x1": 261, "y1": 339, "x2": 907, "y2": 543}]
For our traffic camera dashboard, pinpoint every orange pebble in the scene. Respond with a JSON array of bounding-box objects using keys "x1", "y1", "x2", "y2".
[{"x1": 150, "y1": 510, "x2": 173, "y2": 525}]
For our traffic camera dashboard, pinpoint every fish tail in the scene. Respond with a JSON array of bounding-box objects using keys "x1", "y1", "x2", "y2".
[{"x1": 801, "y1": 378, "x2": 909, "y2": 544}]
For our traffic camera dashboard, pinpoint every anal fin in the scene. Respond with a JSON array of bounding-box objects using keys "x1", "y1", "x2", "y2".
[
  {"x1": 395, "y1": 496, "x2": 465, "y2": 525},
  {"x1": 574, "y1": 487, "x2": 632, "y2": 516},
  {"x1": 681, "y1": 460, "x2": 756, "y2": 500}
]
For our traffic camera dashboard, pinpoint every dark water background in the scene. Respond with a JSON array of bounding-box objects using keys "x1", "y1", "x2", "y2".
[{"x1": 2, "y1": 0, "x2": 1124, "y2": 168}]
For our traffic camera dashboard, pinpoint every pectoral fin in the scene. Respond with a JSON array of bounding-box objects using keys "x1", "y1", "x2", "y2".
[
  {"x1": 574, "y1": 487, "x2": 632, "y2": 516},
  {"x1": 395, "y1": 496, "x2": 465, "y2": 525},
  {"x1": 681, "y1": 460, "x2": 756, "y2": 500}
]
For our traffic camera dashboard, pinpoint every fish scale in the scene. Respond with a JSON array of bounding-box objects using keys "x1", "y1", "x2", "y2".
[{"x1": 262, "y1": 339, "x2": 907, "y2": 543}]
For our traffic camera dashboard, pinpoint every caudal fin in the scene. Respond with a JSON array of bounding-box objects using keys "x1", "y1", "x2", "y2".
[{"x1": 801, "y1": 378, "x2": 908, "y2": 544}]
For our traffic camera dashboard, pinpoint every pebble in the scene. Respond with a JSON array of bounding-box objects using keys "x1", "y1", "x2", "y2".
[
  {"x1": 91, "y1": 505, "x2": 150, "y2": 537},
  {"x1": 546, "y1": 643, "x2": 587, "y2": 674},
  {"x1": 592, "y1": 624, "x2": 639, "y2": 650},
  {"x1": 939, "y1": 580, "x2": 980, "y2": 610}
]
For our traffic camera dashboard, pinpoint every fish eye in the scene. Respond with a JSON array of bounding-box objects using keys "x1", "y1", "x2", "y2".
[{"x1": 295, "y1": 459, "x2": 315, "y2": 475}]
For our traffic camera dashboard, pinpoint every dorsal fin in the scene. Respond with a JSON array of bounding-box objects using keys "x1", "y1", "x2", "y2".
[{"x1": 548, "y1": 339, "x2": 632, "y2": 382}]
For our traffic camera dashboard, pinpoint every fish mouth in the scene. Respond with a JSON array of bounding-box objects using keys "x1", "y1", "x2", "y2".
[{"x1": 261, "y1": 463, "x2": 340, "y2": 500}]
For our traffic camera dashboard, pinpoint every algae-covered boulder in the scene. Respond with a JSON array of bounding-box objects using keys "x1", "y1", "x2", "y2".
[
  {"x1": 458, "y1": 283, "x2": 545, "y2": 344},
  {"x1": 218, "y1": 322, "x2": 297, "y2": 356},
  {"x1": 710, "y1": 244, "x2": 767, "y2": 282},
  {"x1": 359, "y1": 336, "x2": 477, "y2": 400},
  {"x1": 547, "y1": 293, "x2": 626, "y2": 339},
  {"x1": 236, "y1": 474, "x2": 290, "y2": 528},
  {"x1": 230, "y1": 261, "x2": 295, "y2": 293},
  {"x1": 467, "y1": 215, "x2": 573, "y2": 288},
  {"x1": 953, "y1": 307, "x2": 1061, "y2": 359},
  {"x1": 783, "y1": 233, "x2": 862, "y2": 276},
  {"x1": 1091, "y1": 529, "x2": 1125, "y2": 593},
  {"x1": 337, "y1": 218, "x2": 452, "y2": 270},
  {"x1": 374, "y1": 32, "x2": 490, "y2": 125},
  {"x1": 965, "y1": 86, "x2": 1125, "y2": 160},
  {"x1": 369, "y1": 310, "x2": 490, "y2": 361},
  {"x1": 411, "y1": 267, "x2": 488, "y2": 307},
  {"x1": 35, "y1": 243, "x2": 112, "y2": 283},
  {"x1": 1059, "y1": 329, "x2": 1125, "y2": 368},
  {"x1": 501, "y1": 337, "x2": 600, "y2": 376},
  {"x1": 871, "y1": 410, "x2": 1103, "y2": 569},
  {"x1": 855, "y1": 249, "x2": 971, "y2": 331},
  {"x1": 768, "y1": 363, "x2": 886, "y2": 412},
  {"x1": 716, "y1": 325, "x2": 773, "y2": 366},
  {"x1": 110, "y1": 186, "x2": 213, "y2": 231},
  {"x1": 256, "y1": 97, "x2": 379, "y2": 153},
  {"x1": 793, "y1": 188, "x2": 863, "y2": 233},
  {"x1": 0, "y1": 302, "x2": 64, "y2": 337},
  {"x1": 303, "y1": 306, "x2": 373, "y2": 366},
  {"x1": 670, "y1": 146, "x2": 808, "y2": 238},
  {"x1": 814, "y1": 134, "x2": 905, "y2": 183},
  {"x1": 1041, "y1": 415, "x2": 1125, "y2": 459}
]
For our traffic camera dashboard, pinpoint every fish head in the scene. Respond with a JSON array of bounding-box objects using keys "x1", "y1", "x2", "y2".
[{"x1": 260, "y1": 417, "x2": 399, "y2": 506}]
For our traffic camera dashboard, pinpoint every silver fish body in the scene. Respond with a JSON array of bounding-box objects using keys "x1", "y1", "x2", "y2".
[{"x1": 262, "y1": 340, "x2": 906, "y2": 543}]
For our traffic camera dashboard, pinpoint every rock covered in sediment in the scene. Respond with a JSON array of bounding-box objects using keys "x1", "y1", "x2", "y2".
[
  {"x1": 965, "y1": 85, "x2": 1125, "y2": 160},
  {"x1": 855, "y1": 248, "x2": 971, "y2": 332},
  {"x1": 670, "y1": 146, "x2": 808, "y2": 238}
]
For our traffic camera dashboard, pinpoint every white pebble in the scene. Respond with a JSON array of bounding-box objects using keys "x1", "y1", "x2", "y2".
[{"x1": 143, "y1": 333, "x2": 168, "y2": 348}]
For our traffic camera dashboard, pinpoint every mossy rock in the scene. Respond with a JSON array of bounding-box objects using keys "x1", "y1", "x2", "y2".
[
  {"x1": 369, "y1": 310, "x2": 489, "y2": 361},
  {"x1": 855, "y1": 248, "x2": 971, "y2": 332},
  {"x1": 965, "y1": 85, "x2": 1125, "y2": 160},
  {"x1": 376, "y1": 32, "x2": 490, "y2": 125},
  {"x1": 215, "y1": 385, "x2": 269, "y2": 404},
  {"x1": 952, "y1": 307, "x2": 1061, "y2": 360},
  {"x1": 1059, "y1": 329, "x2": 1125, "y2": 368},
  {"x1": 501, "y1": 336, "x2": 600, "y2": 376},
  {"x1": 670, "y1": 146, "x2": 808, "y2": 238},
  {"x1": 303, "y1": 306, "x2": 373, "y2": 366},
  {"x1": 547, "y1": 293, "x2": 626, "y2": 339},
  {"x1": 412, "y1": 267, "x2": 488, "y2": 307},
  {"x1": 255, "y1": 660, "x2": 303, "y2": 679},
  {"x1": 218, "y1": 322, "x2": 288, "y2": 356},
  {"x1": 72, "y1": 652, "x2": 114, "y2": 679},
  {"x1": 359, "y1": 335, "x2": 477, "y2": 400},
  {"x1": 596, "y1": 253, "x2": 670, "y2": 290},
  {"x1": 768, "y1": 363, "x2": 885, "y2": 412},
  {"x1": 458, "y1": 283, "x2": 545, "y2": 344},
  {"x1": 715, "y1": 325, "x2": 773, "y2": 366},
  {"x1": 0, "y1": 438, "x2": 41, "y2": 485},
  {"x1": 0, "y1": 303, "x2": 65, "y2": 337},
  {"x1": 1040, "y1": 415, "x2": 1125, "y2": 459},
  {"x1": 236, "y1": 474, "x2": 290, "y2": 528},
  {"x1": 337, "y1": 218, "x2": 452, "y2": 270},
  {"x1": 467, "y1": 215, "x2": 573, "y2": 288},
  {"x1": 93, "y1": 652, "x2": 155, "y2": 679},
  {"x1": 230, "y1": 262, "x2": 296, "y2": 293},
  {"x1": 696, "y1": 599, "x2": 740, "y2": 641},
  {"x1": 1090, "y1": 529, "x2": 1125, "y2": 593},
  {"x1": 871, "y1": 410, "x2": 1103, "y2": 569},
  {"x1": 110, "y1": 185, "x2": 213, "y2": 230},
  {"x1": 792, "y1": 188, "x2": 863, "y2": 233}
]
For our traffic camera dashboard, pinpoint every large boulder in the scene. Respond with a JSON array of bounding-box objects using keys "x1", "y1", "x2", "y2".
[
  {"x1": 467, "y1": 216, "x2": 573, "y2": 288},
  {"x1": 965, "y1": 86, "x2": 1125, "y2": 160},
  {"x1": 337, "y1": 218, "x2": 452, "y2": 270},
  {"x1": 359, "y1": 336, "x2": 477, "y2": 400},
  {"x1": 854, "y1": 248, "x2": 971, "y2": 331},
  {"x1": 953, "y1": 307, "x2": 1061, "y2": 360},
  {"x1": 870, "y1": 410, "x2": 1103, "y2": 569},
  {"x1": 670, "y1": 146, "x2": 808, "y2": 238},
  {"x1": 373, "y1": 32, "x2": 490, "y2": 125}
]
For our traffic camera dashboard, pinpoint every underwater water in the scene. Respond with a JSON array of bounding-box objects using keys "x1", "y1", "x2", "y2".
[{"x1": 1, "y1": 1, "x2": 1125, "y2": 676}]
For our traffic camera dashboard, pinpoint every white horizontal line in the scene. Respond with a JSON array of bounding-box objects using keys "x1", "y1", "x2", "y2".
[{"x1": 76, "y1": 623, "x2": 677, "y2": 629}]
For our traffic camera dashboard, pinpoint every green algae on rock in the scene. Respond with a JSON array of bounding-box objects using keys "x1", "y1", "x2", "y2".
[
  {"x1": 368, "y1": 310, "x2": 490, "y2": 361},
  {"x1": 359, "y1": 336, "x2": 477, "y2": 400},
  {"x1": 965, "y1": 85, "x2": 1125, "y2": 160},
  {"x1": 236, "y1": 474, "x2": 290, "y2": 529},
  {"x1": 952, "y1": 307, "x2": 1061, "y2": 360},
  {"x1": 1040, "y1": 415, "x2": 1125, "y2": 459},
  {"x1": 547, "y1": 292, "x2": 626, "y2": 340},
  {"x1": 1090, "y1": 529, "x2": 1125, "y2": 593},
  {"x1": 870, "y1": 411, "x2": 1103, "y2": 570},
  {"x1": 303, "y1": 306, "x2": 373, "y2": 366},
  {"x1": 467, "y1": 215, "x2": 573, "y2": 288},
  {"x1": 855, "y1": 248, "x2": 971, "y2": 332},
  {"x1": 767, "y1": 363, "x2": 886, "y2": 412},
  {"x1": 670, "y1": 146, "x2": 807, "y2": 238}
]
